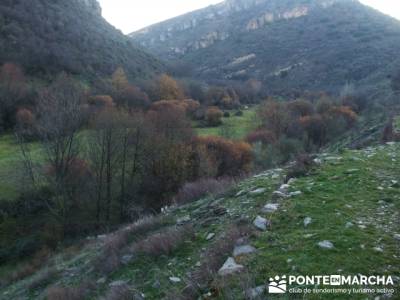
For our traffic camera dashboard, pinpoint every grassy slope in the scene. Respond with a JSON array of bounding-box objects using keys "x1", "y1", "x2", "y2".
[
  {"x1": 195, "y1": 107, "x2": 259, "y2": 140},
  {"x1": 0, "y1": 135, "x2": 41, "y2": 201},
  {"x1": 1, "y1": 142, "x2": 399, "y2": 299}
]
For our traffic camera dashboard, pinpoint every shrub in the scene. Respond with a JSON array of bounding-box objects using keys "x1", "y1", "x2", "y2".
[
  {"x1": 46, "y1": 282, "x2": 94, "y2": 300},
  {"x1": 235, "y1": 110, "x2": 243, "y2": 116},
  {"x1": 173, "y1": 177, "x2": 234, "y2": 204},
  {"x1": 132, "y1": 225, "x2": 194, "y2": 257},
  {"x1": 223, "y1": 111, "x2": 230, "y2": 118},
  {"x1": 245, "y1": 129, "x2": 276, "y2": 145},
  {"x1": 103, "y1": 283, "x2": 137, "y2": 300},
  {"x1": 205, "y1": 106, "x2": 223, "y2": 127},
  {"x1": 193, "y1": 136, "x2": 253, "y2": 177}
]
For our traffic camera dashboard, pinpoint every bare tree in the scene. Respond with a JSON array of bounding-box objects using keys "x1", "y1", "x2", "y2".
[{"x1": 35, "y1": 74, "x2": 85, "y2": 235}]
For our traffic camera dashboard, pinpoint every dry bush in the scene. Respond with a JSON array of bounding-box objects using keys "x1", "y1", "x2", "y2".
[
  {"x1": 28, "y1": 267, "x2": 59, "y2": 291},
  {"x1": 4, "y1": 247, "x2": 52, "y2": 284},
  {"x1": 245, "y1": 129, "x2": 276, "y2": 145},
  {"x1": 173, "y1": 177, "x2": 234, "y2": 204},
  {"x1": 132, "y1": 225, "x2": 194, "y2": 257},
  {"x1": 205, "y1": 106, "x2": 223, "y2": 126},
  {"x1": 47, "y1": 282, "x2": 94, "y2": 300},
  {"x1": 285, "y1": 154, "x2": 315, "y2": 180},
  {"x1": 103, "y1": 283, "x2": 137, "y2": 300},
  {"x1": 94, "y1": 215, "x2": 169, "y2": 275},
  {"x1": 193, "y1": 136, "x2": 253, "y2": 177}
]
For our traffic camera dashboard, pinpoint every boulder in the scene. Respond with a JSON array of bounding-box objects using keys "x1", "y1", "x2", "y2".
[
  {"x1": 253, "y1": 216, "x2": 268, "y2": 231},
  {"x1": 218, "y1": 257, "x2": 244, "y2": 276},
  {"x1": 262, "y1": 203, "x2": 279, "y2": 213},
  {"x1": 304, "y1": 217, "x2": 312, "y2": 227},
  {"x1": 250, "y1": 188, "x2": 266, "y2": 195},
  {"x1": 318, "y1": 240, "x2": 334, "y2": 249},
  {"x1": 169, "y1": 277, "x2": 182, "y2": 283},
  {"x1": 233, "y1": 245, "x2": 256, "y2": 257}
]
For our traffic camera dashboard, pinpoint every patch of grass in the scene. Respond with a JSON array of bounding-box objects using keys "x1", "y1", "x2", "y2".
[{"x1": 195, "y1": 107, "x2": 259, "y2": 140}]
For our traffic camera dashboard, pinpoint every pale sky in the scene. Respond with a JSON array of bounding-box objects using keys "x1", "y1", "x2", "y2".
[{"x1": 98, "y1": 0, "x2": 400, "y2": 34}]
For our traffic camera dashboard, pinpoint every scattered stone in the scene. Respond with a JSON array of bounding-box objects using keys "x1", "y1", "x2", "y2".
[
  {"x1": 304, "y1": 234, "x2": 315, "y2": 238},
  {"x1": 250, "y1": 188, "x2": 267, "y2": 195},
  {"x1": 271, "y1": 174, "x2": 280, "y2": 179},
  {"x1": 318, "y1": 240, "x2": 334, "y2": 249},
  {"x1": 236, "y1": 190, "x2": 246, "y2": 197},
  {"x1": 233, "y1": 245, "x2": 256, "y2": 257},
  {"x1": 287, "y1": 178, "x2": 296, "y2": 185},
  {"x1": 345, "y1": 222, "x2": 354, "y2": 228},
  {"x1": 377, "y1": 186, "x2": 384, "y2": 191},
  {"x1": 152, "y1": 280, "x2": 161, "y2": 289},
  {"x1": 345, "y1": 204, "x2": 352, "y2": 208},
  {"x1": 109, "y1": 280, "x2": 128, "y2": 287},
  {"x1": 245, "y1": 285, "x2": 265, "y2": 299},
  {"x1": 313, "y1": 158, "x2": 322, "y2": 164},
  {"x1": 345, "y1": 169, "x2": 359, "y2": 174},
  {"x1": 304, "y1": 217, "x2": 312, "y2": 227},
  {"x1": 287, "y1": 258, "x2": 293, "y2": 263},
  {"x1": 373, "y1": 247, "x2": 383, "y2": 253},
  {"x1": 289, "y1": 191, "x2": 302, "y2": 197},
  {"x1": 218, "y1": 257, "x2": 244, "y2": 276},
  {"x1": 278, "y1": 184, "x2": 290, "y2": 192},
  {"x1": 253, "y1": 216, "x2": 268, "y2": 231},
  {"x1": 97, "y1": 277, "x2": 106, "y2": 284},
  {"x1": 358, "y1": 225, "x2": 367, "y2": 229},
  {"x1": 262, "y1": 203, "x2": 279, "y2": 213},
  {"x1": 169, "y1": 277, "x2": 182, "y2": 283},
  {"x1": 394, "y1": 234, "x2": 400, "y2": 241},
  {"x1": 272, "y1": 191, "x2": 288, "y2": 198},
  {"x1": 206, "y1": 233, "x2": 215, "y2": 240},
  {"x1": 195, "y1": 261, "x2": 201, "y2": 267},
  {"x1": 121, "y1": 255, "x2": 134, "y2": 265},
  {"x1": 177, "y1": 215, "x2": 191, "y2": 225}
]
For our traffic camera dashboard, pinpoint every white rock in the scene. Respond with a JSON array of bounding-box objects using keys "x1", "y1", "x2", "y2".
[
  {"x1": 304, "y1": 217, "x2": 312, "y2": 227},
  {"x1": 97, "y1": 277, "x2": 106, "y2": 284},
  {"x1": 289, "y1": 191, "x2": 302, "y2": 197},
  {"x1": 253, "y1": 216, "x2": 268, "y2": 231},
  {"x1": 195, "y1": 261, "x2": 201, "y2": 267},
  {"x1": 177, "y1": 215, "x2": 191, "y2": 225},
  {"x1": 169, "y1": 277, "x2": 181, "y2": 283},
  {"x1": 218, "y1": 257, "x2": 244, "y2": 276},
  {"x1": 272, "y1": 191, "x2": 288, "y2": 198},
  {"x1": 250, "y1": 188, "x2": 266, "y2": 195},
  {"x1": 345, "y1": 222, "x2": 354, "y2": 228},
  {"x1": 245, "y1": 285, "x2": 265, "y2": 299},
  {"x1": 318, "y1": 240, "x2": 334, "y2": 249},
  {"x1": 206, "y1": 233, "x2": 215, "y2": 240},
  {"x1": 373, "y1": 247, "x2": 383, "y2": 253},
  {"x1": 262, "y1": 203, "x2": 279, "y2": 213},
  {"x1": 394, "y1": 234, "x2": 400, "y2": 241},
  {"x1": 233, "y1": 245, "x2": 256, "y2": 257},
  {"x1": 236, "y1": 190, "x2": 246, "y2": 197},
  {"x1": 287, "y1": 178, "x2": 296, "y2": 185},
  {"x1": 278, "y1": 184, "x2": 290, "y2": 192},
  {"x1": 109, "y1": 280, "x2": 128, "y2": 287}
]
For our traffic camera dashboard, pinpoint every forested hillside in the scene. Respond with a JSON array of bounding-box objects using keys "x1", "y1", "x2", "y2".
[{"x1": 0, "y1": 0, "x2": 162, "y2": 78}]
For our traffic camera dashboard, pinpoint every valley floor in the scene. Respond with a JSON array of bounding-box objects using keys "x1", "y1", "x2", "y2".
[{"x1": 1, "y1": 143, "x2": 399, "y2": 299}]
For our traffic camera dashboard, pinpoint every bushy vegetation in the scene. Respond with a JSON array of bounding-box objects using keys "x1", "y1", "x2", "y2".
[{"x1": 0, "y1": 0, "x2": 162, "y2": 78}]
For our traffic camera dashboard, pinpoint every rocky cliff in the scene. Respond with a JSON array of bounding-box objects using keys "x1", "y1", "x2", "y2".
[{"x1": 130, "y1": 0, "x2": 400, "y2": 95}]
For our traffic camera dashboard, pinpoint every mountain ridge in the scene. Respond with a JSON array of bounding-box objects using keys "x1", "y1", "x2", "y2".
[{"x1": 130, "y1": 0, "x2": 400, "y2": 94}]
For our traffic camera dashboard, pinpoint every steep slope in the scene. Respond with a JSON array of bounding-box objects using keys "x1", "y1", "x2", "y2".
[
  {"x1": 2, "y1": 141, "x2": 399, "y2": 299},
  {"x1": 131, "y1": 0, "x2": 400, "y2": 94},
  {"x1": 0, "y1": 0, "x2": 163, "y2": 78}
]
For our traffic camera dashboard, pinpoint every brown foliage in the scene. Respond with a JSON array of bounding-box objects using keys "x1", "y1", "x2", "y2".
[
  {"x1": 193, "y1": 136, "x2": 253, "y2": 177},
  {"x1": 287, "y1": 99, "x2": 314, "y2": 117},
  {"x1": 88, "y1": 95, "x2": 114, "y2": 109},
  {"x1": 205, "y1": 106, "x2": 223, "y2": 127},
  {"x1": 245, "y1": 129, "x2": 276, "y2": 145},
  {"x1": 157, "y1": 74, "x2": 185, "y2": 100}
]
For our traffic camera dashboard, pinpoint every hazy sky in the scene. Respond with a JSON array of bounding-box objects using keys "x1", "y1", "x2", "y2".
[{"x1": 98, "y1": 0, "x2": 400, "y2": 34}]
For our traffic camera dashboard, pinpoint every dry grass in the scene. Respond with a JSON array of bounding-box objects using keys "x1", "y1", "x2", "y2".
[
  {"x1": 103, "y1": 283, "x2": 138, "y2": 300},
  {"x1": 46, "y1": 281, "x2": 94, "y2": 300},
  {"x1": 173, "y1": 177, "x2": 234, "y2": 204},
  {"x1": 132, "y1": 225, "x2": 194, "y2": 257},
  {"x1": 94, "y1": 215, "x2": 170, "y2": 275}
]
